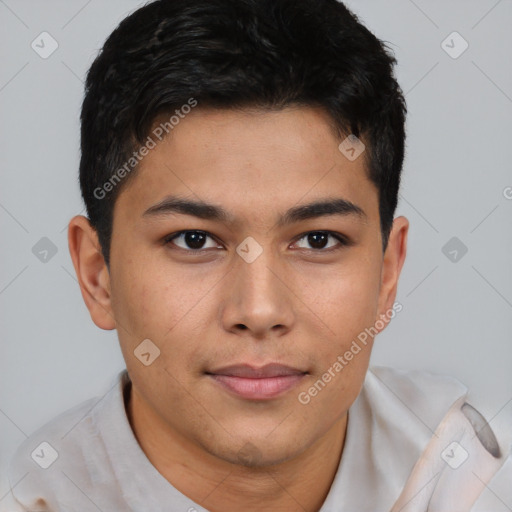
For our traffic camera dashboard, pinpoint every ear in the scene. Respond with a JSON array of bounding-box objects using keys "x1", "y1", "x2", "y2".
[
  {"x1": 68, "y1": 215, "x2": 116, "y2": 330},
  {"x1": 375, "y1": 216, "x2": 409, "y2": 330}
]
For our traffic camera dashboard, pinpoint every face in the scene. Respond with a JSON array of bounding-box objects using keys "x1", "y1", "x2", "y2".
[{"x1": 75, "y1": 106, "x2": 408, "y2": 467}]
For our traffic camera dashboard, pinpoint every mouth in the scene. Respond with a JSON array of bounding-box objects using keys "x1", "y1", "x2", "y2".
[{"x1": 206, "y1": 363, "x2": 308, "y2": 400}]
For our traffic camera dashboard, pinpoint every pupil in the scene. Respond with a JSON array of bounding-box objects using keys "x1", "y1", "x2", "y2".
[
  {"x1": 309, "y1": 232, "x2": 328, "y2": 249},
  {"x1": 186, "y1": 231, "x2": 206, "y2": 249}
]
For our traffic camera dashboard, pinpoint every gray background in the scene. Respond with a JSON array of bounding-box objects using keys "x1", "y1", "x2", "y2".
[{"x1": 1, "y1": 0, "x2": 511, "y2": 501}]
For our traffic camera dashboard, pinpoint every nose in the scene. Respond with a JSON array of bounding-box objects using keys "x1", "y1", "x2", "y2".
[{"x1": 220, "y1": 243, "x2": 295, "y2": 340}]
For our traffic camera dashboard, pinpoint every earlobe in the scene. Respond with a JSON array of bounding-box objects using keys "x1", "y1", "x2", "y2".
[
  {"x1": 375, "y1": 216, "x2": 409, "y2": 329},
  {"x1": 67, "y1": 215, "x2": 116, "y2": 330}
]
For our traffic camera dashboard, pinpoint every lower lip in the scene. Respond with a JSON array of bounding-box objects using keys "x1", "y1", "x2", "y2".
[{"x1": 209, "y1": 374, "x2": 305, "y2": 400}]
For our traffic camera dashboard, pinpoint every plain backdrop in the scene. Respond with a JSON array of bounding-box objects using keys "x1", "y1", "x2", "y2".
[{"x1": 1, "y1": 0, "x2": 511, "y2": 500}]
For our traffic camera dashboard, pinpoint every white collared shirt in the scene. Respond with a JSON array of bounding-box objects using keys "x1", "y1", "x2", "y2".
[{"x1": 3, "y1": 366, "x2": 511, "y2": 511}]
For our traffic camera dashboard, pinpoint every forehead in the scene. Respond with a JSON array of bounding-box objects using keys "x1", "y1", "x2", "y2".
[{"x1": 114, "y1": 106, "x2": 378, "y2": 226}]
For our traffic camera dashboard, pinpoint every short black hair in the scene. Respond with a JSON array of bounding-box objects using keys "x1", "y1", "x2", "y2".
[{"x1": 80, "y1": 0, "x2": 407, "y2": 267}]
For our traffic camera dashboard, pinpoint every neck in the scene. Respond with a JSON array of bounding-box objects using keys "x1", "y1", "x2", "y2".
[{"x1": 125, "y1": 381, "x2": 347, "y2": 512}]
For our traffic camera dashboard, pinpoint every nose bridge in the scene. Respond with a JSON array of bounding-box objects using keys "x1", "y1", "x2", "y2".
[
  {"x1": 222, "y1": 238, "x2": 294, "y2": 335},
  {"x1": 238, "y1": 244, "x2": 279, "y2": 300}
]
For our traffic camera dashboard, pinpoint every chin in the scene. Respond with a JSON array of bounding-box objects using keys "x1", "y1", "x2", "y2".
[{"x1": 200, "y1": 432, "x2": 310, "y2": 469}]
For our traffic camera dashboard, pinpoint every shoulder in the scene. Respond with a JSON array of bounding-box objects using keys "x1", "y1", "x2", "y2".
[
  {"x1": 320, "y1": 366, "x2": 471, "y2": 510},
  {"x1": 363, "y1": 367, "x2": 512, "y2": 511},
  {"x1": 363, "y1": 365, "x2": 469, "y2": 432},
  {"x1": 8, "y1": 393, "x2": 99, "y2": 474},
  {"x1": 354, "y1": 365, "x2": 469, "y2": 491},
  {"x1": 7, "y1": 370, "x2": 126, "y2": 509}
]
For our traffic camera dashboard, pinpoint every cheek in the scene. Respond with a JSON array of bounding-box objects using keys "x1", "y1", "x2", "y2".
[
  {"x1": 110, "y1": 255, "x2": 218, "y2": 359},
  {"x1": 298, "y1": 267, "x2": 379, "y2": 417},
  {"x1": 110, "y1": 271, "x2": 157, "y2": 334},
  {"x1": 108, "y1": 251, "x2": 170, "y2": 351},
  {"x1": 301, "y1": 259, "x2": 381, "y2": 338}
]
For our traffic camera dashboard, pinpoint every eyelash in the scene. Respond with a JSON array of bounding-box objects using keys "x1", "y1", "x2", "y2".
[{"x1": 163, "y1": 230, "x2": 351, "y2": 253}]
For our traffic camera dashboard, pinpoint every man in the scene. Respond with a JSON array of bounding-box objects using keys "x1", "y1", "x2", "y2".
[{"x1": 5, "y1": 0, "x2": 511, "y2": 510}]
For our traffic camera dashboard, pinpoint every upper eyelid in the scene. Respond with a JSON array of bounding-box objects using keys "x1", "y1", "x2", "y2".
[{"x1": 293, "y1": 230, "x2": 348, "y2": 242}]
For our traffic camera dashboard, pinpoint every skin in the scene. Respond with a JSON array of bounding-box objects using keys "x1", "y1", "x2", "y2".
[{"x1": 68, "y1": 106, "x2": 408, "y2": 512}]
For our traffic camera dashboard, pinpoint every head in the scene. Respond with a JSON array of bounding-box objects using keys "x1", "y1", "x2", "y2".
[{"x1": 69, "y1": 0, "x2": 408, "y2": 467}]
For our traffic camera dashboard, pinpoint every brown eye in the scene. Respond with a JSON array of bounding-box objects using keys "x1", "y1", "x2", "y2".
[
  {"x1": 293, "y1": 231, "x2": 349, "y2": 251},
  {"x1": 165, "y1": 231, "x2": 221, "y2": 251}
]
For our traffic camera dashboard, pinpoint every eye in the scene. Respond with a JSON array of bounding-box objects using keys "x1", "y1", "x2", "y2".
[
  {"x1": 292, "y1": 231, "x2": 350, "y2": 251},
  {"x1": 164, "y1": 230, "x2": 351, "y2": 253},
  {"x1": 164, "y1": 230, "x2": 223, "y2": 251}
]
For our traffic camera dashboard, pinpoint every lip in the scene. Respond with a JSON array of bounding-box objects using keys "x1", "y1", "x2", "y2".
[{"x1": 207, "y1": 363, "x2": 307, "y2": 400}]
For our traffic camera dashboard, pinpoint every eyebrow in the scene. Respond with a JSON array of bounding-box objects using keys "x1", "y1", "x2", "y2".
[{"x1": 143, "y1": 195, "x2": 367, "y2": 226}]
